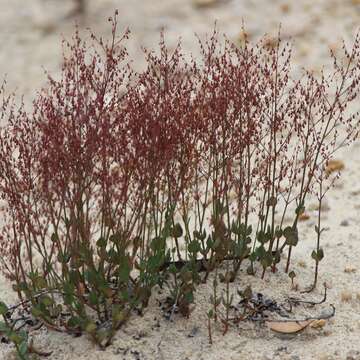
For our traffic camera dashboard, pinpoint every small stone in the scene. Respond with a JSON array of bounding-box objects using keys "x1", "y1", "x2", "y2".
[
  {"x1": 340, "y1": 220, "x2": 349, "y2": 226},
  {"x1": 319, "y1": 355, "x2": 335, "y2": 360},
  {"x1": 344, "y1": 266, "x2": 356, "y2": 273},
  {"x1": 310, "y1": 319, "x2": 326, "y2": 329},
  {"x1": 188, "y1": 326, "x2": 199, "y2": 337},
  {"x1": 346, "y1": 350, "x2": 360, "y2": 360},
  {"x1": 298, "y1": 260, "x2": 307, "y2": 268},
  {"x1": 341, "y1": 291, "x2": 352, "y2": 302},
  {"x1": 291, "y1": 356, "x2": 301, "y2": 360}
]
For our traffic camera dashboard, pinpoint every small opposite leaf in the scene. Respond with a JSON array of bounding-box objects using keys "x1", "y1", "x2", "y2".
[
  {"x1": 171, "y1": 223, "x2": 183, "y2": 238},
  {"x1": 288, "y1": 271, "x2": 296, "y2": 280},
  {"x1": 0, "y1": 301, "x2": 8, "y2": 315}
]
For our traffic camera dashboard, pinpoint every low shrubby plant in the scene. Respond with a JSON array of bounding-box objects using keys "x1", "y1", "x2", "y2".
[{"x1": 0, "y1": 12, "x2": 359, "y2": 354}]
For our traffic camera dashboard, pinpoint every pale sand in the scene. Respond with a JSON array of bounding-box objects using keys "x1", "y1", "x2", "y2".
[{"x1": 1, "y1": 1, "x2": 360, "y2": 359}]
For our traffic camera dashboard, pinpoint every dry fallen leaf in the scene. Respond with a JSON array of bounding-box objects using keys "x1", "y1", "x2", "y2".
[
  {"x1": 310, "y1": 319, "x2": 326, "y2": 329},
  {"x1": 193, "y1": 0, "x2": 219, "y2": 8},
  {"x1": 299, "y1": 213, "x2": 310, "y2": 221},
  {"x1": 238, "y1": 30, "x2": 251, "y2": 46},
  {"x1": 280, "y1": 3, "x2": 290, "y2": 13},
  {"x1": 263, "y1": 37, "x2": 279, "y2": 50},
  {"x1": 267, "y1": 320, "x2": 313, "y2": 334},
  {"x1": 325, "y1": 159, "x2": 345, "y2": 175}
]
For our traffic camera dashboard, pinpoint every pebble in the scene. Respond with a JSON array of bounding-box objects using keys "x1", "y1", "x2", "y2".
[
  {"x1": 346, "y1": 350, "x2": 360, "y2": 360},
  {"x1": 341, "y1": 291, "x2": 353, "y2": 302},
  {"x1": 188, "y1": 326, "x2": 199, "y2": 337},
  {"x1": 344, "y1": 266, "x2": 356, "y2": 273},
  {"x1": 340, "y1": 220, "x2": 349, "y2": 226}
]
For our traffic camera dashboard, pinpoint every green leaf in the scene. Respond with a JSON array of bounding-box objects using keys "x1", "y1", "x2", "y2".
[
  {"x1": 318, "y1": 248, "x2": 324, "y2": 261},
  {"x1": 18, "y1": 341, "x2": 28, "y2": 356},
  {"x1": 51, "y1": 233, "x2": 59, "y2": 242},
  {"x1": 266, "y1": 196, "x2": 277, "y2": 207},
  {"x1": 96, "y1": 237, "x2": 107, "y2": 248},
  {"x1": 112, "y1": 305, "x2": 125, "y2": 323},
  {"x1": 193, "y1": 230, "x2": 206, "y2": 241},
  {"x1": 170, "y1": 223, "x2": 183, "y2": 238},
  {"x1": 109, "y1": 232, "x2": 122, "y2": 244},
  {"x1": 0, "y1": 301, "x2": 8, "y2": 315},
  {"x1": 246, "y1": 225, "x2": 252, "y2": 236},
  {"x1": 67, "y1": 316, "x2": 81, "y2": 328},
  {"x1": 0, "y1": 321, "x2": 8, "y2": 332},
  {"x1": 118, "y1": 258, "x2": 130, "y2": 283},
  {"x1": 261, "y1": 252, "x2": 273, "y2": 268},
  {"x1": 88, "y1": 291, "x2": 99, "y2": 306},
  {"x1": 34, "y1": 276, "x2": 47, "y2": 289},
  {"x1": 273, "y1": 251, "x2": 281, "y2": 264},
  {"x1": 85, "y1": 321, "x2": 97, "y2": 333},
  {"x1": 168, "y1": 263, "x2": 177, "y2": 274},
  {"x1": 31, "y1": 306, "x2": 43, "y2": 318},
  {"x1": 295, "y1": 204, "x2": 305, "y2": 215},
  {"x1": 255, "y1": 245, "x2": 266, "y2": 259},
  {"x1": 275, "y1": 227, "x2": 282, "y2": 238},
  {"x1": 188, "y1": 240, "x2": 201, "y2": 254},
  {"x1": 288, "y1": 271, "x2": 296, "y2": 280},
  {"x1": 185, "y1": 291, "x2": 194, "y2": 304},
  {"x1": 283, "y1": 226, "x2": 298, "y2": 246},
  {"x1": 257, "y1": 230, "x2": 269, "y2": 244},
  {"x1": 40, "y1": 295, "x2": 54, "y2": 307},
  {"x1": 8, "y1": 331, "x2": 22, "y2": 344},
  {"x1": 57, "y1": 252, "x2": 71, "y2": 264},
  {"x1": 246, "y1": 264, "x2": 255, "y2": 275},
  {"x1": 312, "y1": 248, "x2": 324, "y2": 262}
]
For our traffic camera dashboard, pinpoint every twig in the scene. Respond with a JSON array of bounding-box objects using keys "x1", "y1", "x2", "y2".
[
  {"x1": 263, "y1": 304, "x2": 335, "y2": 323},
  {"x1": 289, "y1": 283, "x2": 327, "y2": 306}
]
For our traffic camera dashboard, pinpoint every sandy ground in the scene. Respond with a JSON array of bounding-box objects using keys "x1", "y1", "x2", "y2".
[{"x1": 1, "y1": 0, "x2": 360, "y2": 359}]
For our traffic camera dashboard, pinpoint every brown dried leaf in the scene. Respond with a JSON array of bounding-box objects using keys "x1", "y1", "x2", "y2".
[
  {"x1": 325, "y1": 160, "x2": 345, "y2": 175},
  {"x1": 280, "y1": 3, "x2": 291, "y2": 13},
  {"x1": 310, "y1": 319, "x2": 326, "y2": 329},
  {"x1": 299, "y1": 213, "x2": 310, "y2": 221},
  {"x1": 193, "y1": 0, "x2": 219, "y2": 8},
  {"x1": 267, "y1": 320, "x2": 313, "y2": 334}
]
